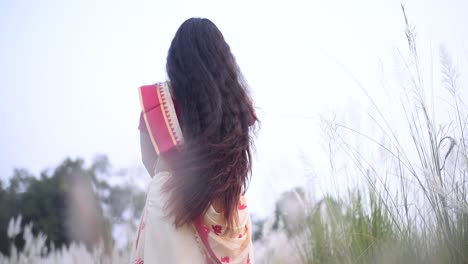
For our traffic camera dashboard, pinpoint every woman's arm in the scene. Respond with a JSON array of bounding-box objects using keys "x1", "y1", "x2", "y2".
[{"x1": 140, "y1": 131, "x2": 158, "y2": 177}]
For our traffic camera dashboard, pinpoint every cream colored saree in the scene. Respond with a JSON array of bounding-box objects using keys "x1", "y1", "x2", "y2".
[{"x1": 130, "y1": 83, "x2": 254, "y2": 264}]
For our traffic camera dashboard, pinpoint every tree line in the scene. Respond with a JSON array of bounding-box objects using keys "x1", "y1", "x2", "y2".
[{"x1": 0, "y1": 156, "x2": 145, "y2": 256}]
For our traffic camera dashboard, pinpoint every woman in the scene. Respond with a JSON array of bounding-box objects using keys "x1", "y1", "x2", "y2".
[{"x1": 131, "y1": 18, "x2": 258, "y2": 264}]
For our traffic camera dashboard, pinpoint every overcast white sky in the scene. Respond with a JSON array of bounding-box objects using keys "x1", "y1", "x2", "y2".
[{"x1": 1, "y1": 0, "x2": 467, "y2": 217}]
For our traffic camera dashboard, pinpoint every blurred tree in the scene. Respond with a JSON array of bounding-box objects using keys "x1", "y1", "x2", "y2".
[{"x1": 0, "y1": 157, "x2": 132, "y2": 256}]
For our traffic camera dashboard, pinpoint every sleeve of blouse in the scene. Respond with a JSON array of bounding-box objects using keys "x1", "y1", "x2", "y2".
[
  {"x1": 140, "y1": 131, "x2": 158, "y2": 177},
  {"x1": 139, "y1": 112, "x2": 157, "y2": 177},
  {"x1": 138, "y1": 112, "x2": 149, "y2": 134}
]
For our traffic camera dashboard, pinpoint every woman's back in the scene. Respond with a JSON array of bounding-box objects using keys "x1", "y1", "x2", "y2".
[{"x1": 131, "y1": 17, "x2": 257, "y2": 264}]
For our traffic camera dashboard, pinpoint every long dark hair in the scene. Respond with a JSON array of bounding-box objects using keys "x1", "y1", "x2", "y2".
[{"x1": 164, "y1": 18, "x2": 257, "y2": 228}]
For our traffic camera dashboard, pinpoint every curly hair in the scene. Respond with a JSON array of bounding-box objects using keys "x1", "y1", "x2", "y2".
[{"x1": 164, "y1": 18, "x2": 257, "y2": 228}]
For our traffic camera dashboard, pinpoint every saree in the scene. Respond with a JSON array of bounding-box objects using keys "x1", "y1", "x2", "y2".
[{"x1": 130, "y1": 82, "x2": 254, "y2": 264}]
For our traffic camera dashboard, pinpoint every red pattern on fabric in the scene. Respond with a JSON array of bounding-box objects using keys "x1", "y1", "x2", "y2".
[
  {"x1": 203, "y1": 224, "x2": 210, "y2": 234},
  {"x1": 238, "y1": 234, "x2": 243, "y2": 238},
  {"x1": 159, "y1": 85, "x2": 182, "y2": 145},
  {"x1": 134, "y1": 258, "x2": 144, "y2": 264},
  {"x1": 138, "y1": 84, "x2": 181, "y2": 137},
  {"x1": 141, "y1": 85, "x2": 175, "y2": 153},
  {"x1": 212, "y1": 225, "x2": 222, "y2": 235},
  {"x1": 238, "y1": 203, "x2": 247, "y2": 210},
  {"x1": 194, "y1": 217, "x2": 220, "y2": 264},
  {"x1": 247, "y1": 254, "x2": 251, "y2": 264},
  {"x1": 221, "y1": 256, "x2": 230, "y2": 263}
]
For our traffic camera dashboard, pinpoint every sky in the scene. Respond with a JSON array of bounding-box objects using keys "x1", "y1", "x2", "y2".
[{"x1": 1, "y1": 0, "x2": 468, "y2": 218}]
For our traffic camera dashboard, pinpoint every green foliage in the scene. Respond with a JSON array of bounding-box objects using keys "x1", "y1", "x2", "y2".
[{"x1": 302, "y1": 192, "x2": 396, "y2": 264}]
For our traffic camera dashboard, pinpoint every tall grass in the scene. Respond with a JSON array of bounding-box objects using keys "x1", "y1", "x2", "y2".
[{"x1": 295, "y1": 5, "x2": 468, "y2": 264}]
